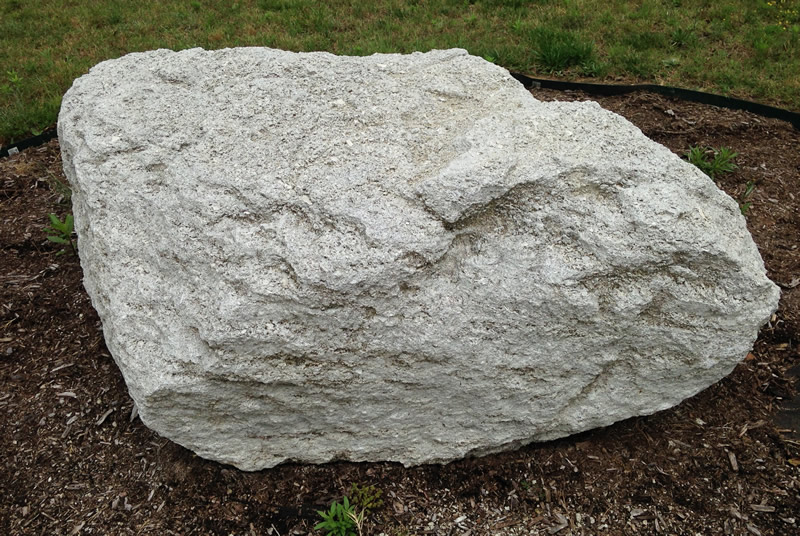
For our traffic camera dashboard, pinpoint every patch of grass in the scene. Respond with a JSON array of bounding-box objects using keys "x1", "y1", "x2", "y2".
[
  {"x1": 529, "y1": 26, "x2": 595, "y2": 73},
  {"x1": 1, "y1": 1, "x2": 800, "y2": 144},
  {"x1": 622, "y1": 30, "x2": 669, "y2": 50},
  {"x1": 670, "y1": 26, "x2": 698, "y2": 48}
]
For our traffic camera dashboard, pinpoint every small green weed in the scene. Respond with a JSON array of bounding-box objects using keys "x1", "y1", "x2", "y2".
[
  {"x1": 315, "y1": 485, "x2": 383, "y2": 536},
  {"x1": 44, "y1": 213, "x2": 76, "y2": 255},
  {"x1": 739, "y1": 180, "x2": 757, "y2": 214},
  {"x1": 670, "y1": 26, "x2": 698, "y2": 48},
  {"x1": 685, "y1": 146, "x2": 739, "y2": 179},
  {"x1": 349, "y1": 483, "x2": 383, "y2": 513},
  {"x1": 766, "y1": 0, "x2": 800, "y2": 31},
  {"x1": 315, "y1": 496, "x2": 361, "y2": 536}
]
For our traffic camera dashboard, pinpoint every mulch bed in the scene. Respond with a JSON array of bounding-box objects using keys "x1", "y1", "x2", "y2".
[{"x1": 1, "y1": 87, "x2": 799, "y2": 536}]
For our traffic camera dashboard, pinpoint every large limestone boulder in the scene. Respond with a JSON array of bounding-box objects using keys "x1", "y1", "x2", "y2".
[{"x1": 58, "y1": 48, "x2": 779, "y2": 470}]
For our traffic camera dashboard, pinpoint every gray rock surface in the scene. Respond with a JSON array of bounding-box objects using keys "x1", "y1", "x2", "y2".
[{"x1": 58, "y1": 47, "x2": 780, "y2": 470}]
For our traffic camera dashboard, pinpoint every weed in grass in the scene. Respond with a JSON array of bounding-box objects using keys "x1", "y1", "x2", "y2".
[
  {"x1": 579, "y1": 58, "x2": 608, "y2": 77},
  {"x1": 44, "y1": 213, "x2": 76, "y2": 256},
  {"x1": 766, "y1": 0, "x2": 800, "y2": 30},
  {"x1": 670, "y1": 26, "x2": 697, "y2": 48},
  {"x1": 685, "y1": 146, "x2": 739, "y2": 179},
  {"x1": 529, "y1": 27, "x2": 594, "y2": 72}
]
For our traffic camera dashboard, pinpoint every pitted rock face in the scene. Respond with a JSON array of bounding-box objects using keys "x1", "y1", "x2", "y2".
[{"x1": 58, "y1": 47, "x2": 779, "y2": 470}]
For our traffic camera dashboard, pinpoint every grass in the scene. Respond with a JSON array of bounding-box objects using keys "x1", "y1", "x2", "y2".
[{"x1": 1, "y1": 0, "x2": 799, "y2": 145}]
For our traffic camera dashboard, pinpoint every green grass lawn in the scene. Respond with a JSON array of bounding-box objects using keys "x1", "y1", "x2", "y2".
[{"x1": 1, "y1": 0, "x2": 799, "y2": 145}]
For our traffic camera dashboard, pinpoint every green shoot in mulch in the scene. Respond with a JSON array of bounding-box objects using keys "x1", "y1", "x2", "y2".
[
  {"x1": 44, "y1": 212, "x2": 76, "y2": 255},
  {"x1": 686, "y1": 146, "x2": 739, "y2": 179}
]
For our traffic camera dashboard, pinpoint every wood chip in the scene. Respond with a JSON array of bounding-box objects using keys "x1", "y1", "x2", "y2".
[
  {"x1": 95, "y1": 408, "x2": 114, "y2": 426},
  {"x1": 129, "y1": 402, "x2": 139, "y2": 423},
  {"x1": 730, "y1": 507, "x2": 747, "y2": 521},
  {"x1": 547, "y1": 513, "x2": 569, "y2": 534},
  {"x1": 728, "y1": 451, "x2": 739, "y2": 472},
  {"x1": 668, "y1": 438, "x2": 694, "y2": 450},
  {"x1": 750, "y1": 504, "x2": 776, "y2": 513},
  {"x1": 746, "y1": 524, "x2": 762, "y2": 536},
  {"x1": 782, "y1": 277, "x2": 800, "y2": 289},
  {"x1": 56, "y1": 391, "x2": 77, "y2": 398}
]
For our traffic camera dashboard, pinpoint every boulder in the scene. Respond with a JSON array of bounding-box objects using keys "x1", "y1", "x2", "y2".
[{"x1": 58, "y1": 47, "x2": 779, "y2": 470}]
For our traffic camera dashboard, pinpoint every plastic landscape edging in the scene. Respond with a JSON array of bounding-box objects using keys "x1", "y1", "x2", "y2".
[
  {"x1": 510, "y1": 72, "x2": 800, "y2": 130},
  {"x1": 2, "y1": 76, "x2": 799, "y2": 159},
  {"x1": 0, "y1": 127, "x2": 58, "y2": 159}
]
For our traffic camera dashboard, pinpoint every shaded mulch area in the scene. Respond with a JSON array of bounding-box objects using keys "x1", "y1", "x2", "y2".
[{"x1": 1, "y1": 88, "x2": 799, "y2": 536}]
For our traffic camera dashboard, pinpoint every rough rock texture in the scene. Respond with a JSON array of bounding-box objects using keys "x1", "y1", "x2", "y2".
[{"x1": 58, "y1": 47, "x2": 779, "y2": 470}]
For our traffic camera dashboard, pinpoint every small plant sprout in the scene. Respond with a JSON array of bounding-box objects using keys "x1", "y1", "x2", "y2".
[
  {"x1": 685, "y1": 146, "x2": 739, "y2": 179},
  {"x1": 348, "y1": 483, "x2": 383, "y2": 513},
  {"x1": 739, "y1": 180, "x2": 757, "y2": 215},
  {"x1": 45, "y1": 213, "x2": 76, "y2": 255},
  {"x1": 315, "y1": 486, "x2": 382, "y2": 536},
  {"x1": 314, "y1": 496, "x2": 358, "y2": 536}
]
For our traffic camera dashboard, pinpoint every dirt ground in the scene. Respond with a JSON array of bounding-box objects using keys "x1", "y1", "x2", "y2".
[{"x1": 1, "y1": 87, "x2": 799, "y2": 536}]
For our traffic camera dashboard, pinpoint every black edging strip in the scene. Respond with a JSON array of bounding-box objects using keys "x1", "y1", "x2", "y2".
[
  {"x1": 510, "y1": 72, "x2": 800, "y2": 131},
  {"x1": 2, "y1": 76, "x2": 799, "y2": 159},
  {"x1": 1, "y1": 127, "x2": 58, "y2": 159}
]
